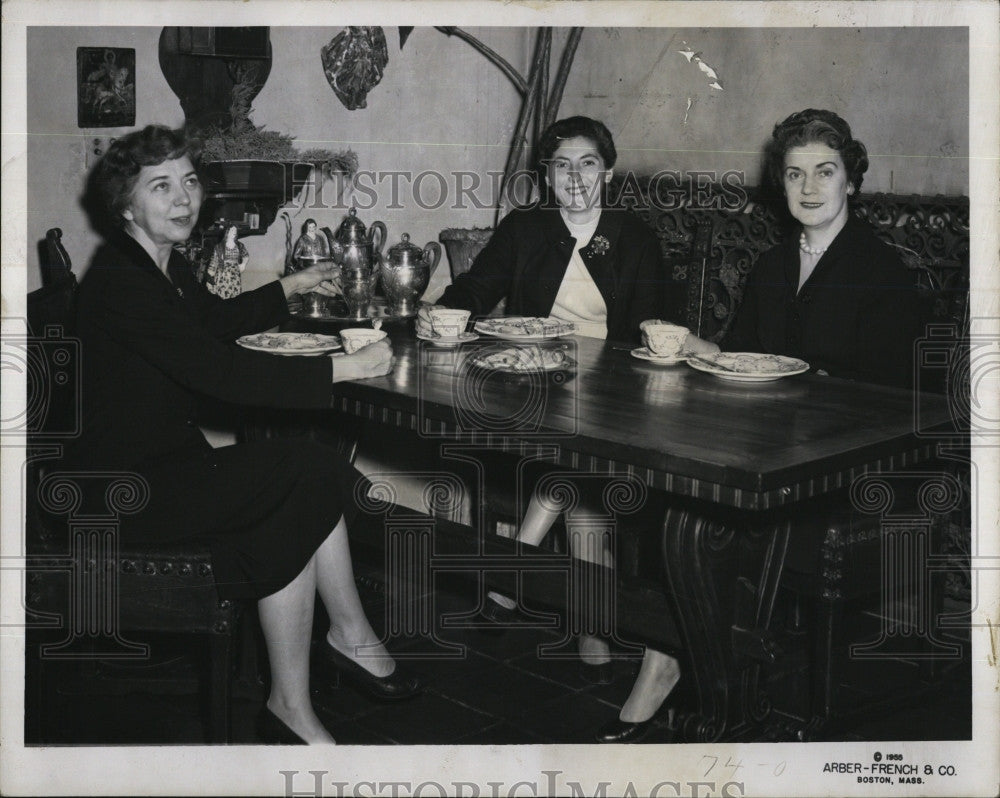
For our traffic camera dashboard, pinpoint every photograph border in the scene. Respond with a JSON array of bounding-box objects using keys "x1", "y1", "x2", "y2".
[{"x1": 2, "y1": 2, "x2": 997, "y2": 796}]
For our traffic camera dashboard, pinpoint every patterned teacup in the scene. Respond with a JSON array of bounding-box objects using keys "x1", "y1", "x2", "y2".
[
  {"x1": 428, "y1": 308, "x2": 471, "y2": 339},
  {"x1": 643, "y1": 322, "x2": 689, "y2": 357},
  {"x1": 340, "y1": 327, "x2": 388, "y2": 354}
]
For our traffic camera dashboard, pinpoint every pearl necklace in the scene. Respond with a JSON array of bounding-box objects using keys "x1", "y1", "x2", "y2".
[{"x1": 799, "y1": 232, "x2": 827, "y2": 256}]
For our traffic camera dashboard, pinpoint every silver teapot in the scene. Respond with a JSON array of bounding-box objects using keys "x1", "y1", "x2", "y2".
[
  {"x1": 382, "y1": 233, "x2": 441, "y2": 317},
  {"x1": 323, "y1": 207, "x2": 386, "y2": 320},
  {"x1": 328, "y1": 206, "x2": 386, "y2": 274}
]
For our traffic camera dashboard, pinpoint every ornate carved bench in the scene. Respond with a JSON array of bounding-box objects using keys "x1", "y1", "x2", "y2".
[{"x1": 609, "y1": 177, "x2": 969, "y2": 346}]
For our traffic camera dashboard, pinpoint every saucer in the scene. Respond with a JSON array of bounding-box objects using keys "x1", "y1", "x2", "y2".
[
  {"x1": 630, "y1": 347, "x2": 686, "y2": 365},
  {"x1": 416, "y1": 331, "x2": 480, "y2": 347}
]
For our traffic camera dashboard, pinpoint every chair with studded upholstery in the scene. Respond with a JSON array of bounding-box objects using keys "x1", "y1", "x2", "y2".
[{"x1": 24, "y1": 228, "x2": 242, "y2": 744}]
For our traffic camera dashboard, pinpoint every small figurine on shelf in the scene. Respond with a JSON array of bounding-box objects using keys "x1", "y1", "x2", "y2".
[
  {"x1": 292, "y1": 218, "x2": 331, "y2": 263},
  {"x1": 203, "y1": 225, "x2": 249, "y2": 298}
]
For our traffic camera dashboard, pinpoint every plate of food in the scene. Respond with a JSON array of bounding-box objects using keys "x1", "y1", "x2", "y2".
[
  {"x1": 236, "y1": 332, "x2": 342, "y2": 355},
  {"x1": 468, "y1": 344, "x2": 575, "y2": 374},
  {"x1": 686, "y1": 352, "x2": 809, "y2": 382},
  {"x1": 474, "y1": 316, "x2": 575, "y2": 341}
]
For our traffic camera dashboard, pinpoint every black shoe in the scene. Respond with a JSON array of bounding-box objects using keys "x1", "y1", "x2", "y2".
[
  {"x1": 594, "y1": 689, "x2": 679, "y2": 743},
  {"x1": 256, "y1": 707, "x2": 307, "y2": 745},
  {"x1": 316, "y1": 640, "x2": 422, "y2": 702},
  {"x1": 579, "y1": 660, "x2": 614, "y2": 685},
  {"x1": 476, "y1": 594, "x2": 519, "y2": 635},
  {"x1": 594, "y1": 715, "x2": 658, "y2": 744}
]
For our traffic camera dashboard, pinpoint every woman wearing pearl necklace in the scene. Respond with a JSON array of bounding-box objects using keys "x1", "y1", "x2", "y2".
[{"x1": 686, "y1": 109, "x2": 922, "y2": 389}]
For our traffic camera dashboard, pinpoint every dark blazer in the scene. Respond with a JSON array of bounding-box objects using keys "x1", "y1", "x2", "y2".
[
  {"x1": 69, "y1": 231, "x2": 334, "y2": 469},
  {"x1": 722, "y1": 214, "x2": 922, "y2": 388},
  {"x1": 437, "y1": 204, "x2": 663, "y2": 343}
]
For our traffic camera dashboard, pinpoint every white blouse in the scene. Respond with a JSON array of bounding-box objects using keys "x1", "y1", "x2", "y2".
[{"x1": 550, "y1": 210, "x2": 608, "y2": 339}]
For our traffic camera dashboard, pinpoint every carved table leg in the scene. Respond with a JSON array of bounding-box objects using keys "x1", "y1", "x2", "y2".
[{"x1": 661, "y1": 502, "x2": 790, "y2": 742}]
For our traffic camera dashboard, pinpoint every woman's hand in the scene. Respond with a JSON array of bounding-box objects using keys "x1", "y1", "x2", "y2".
[
  {"x1": 638, "y1": 320, "x2": 719, "y2": 356},
  {"x1": 330, "y1": 339, "x2": 395, "y2": 382},
  {"x1": 414, "y1": 303, "x2": 443, "y2": 338},
  {"x1": 280, "y1": 261, "x2": 342, "y2": 299},
  {"x1": 680, "y1": 333, "x2": 720, "y2": 356}
]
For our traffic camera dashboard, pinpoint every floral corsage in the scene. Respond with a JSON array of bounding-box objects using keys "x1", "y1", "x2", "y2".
[{"x1": 584, "y1": 234, "x2": 611, "y2": 258}]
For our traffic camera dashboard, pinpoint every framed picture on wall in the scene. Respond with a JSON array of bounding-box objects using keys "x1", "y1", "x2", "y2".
[{"x1": 77, "y1": 47, "x2": 135, "y2": 127}]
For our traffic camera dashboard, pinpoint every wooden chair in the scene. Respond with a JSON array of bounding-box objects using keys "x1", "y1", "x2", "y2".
[{"x1": 24, "y1": 228, "x2": 242, "y2": 744}]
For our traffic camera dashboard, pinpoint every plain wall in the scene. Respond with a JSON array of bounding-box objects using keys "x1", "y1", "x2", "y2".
[
  {"x1": 566, "y1": 27, "x2": 968, "y2": 195},
  {"x1": 25, "y1": 25, "x2": 969, "y2": 295}
]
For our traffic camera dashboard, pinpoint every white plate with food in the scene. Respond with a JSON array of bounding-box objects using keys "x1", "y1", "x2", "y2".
[
  {"x1": 630, "y1": 347, "x2": 688, "y2": 366},
  {"x1": 236, "y1": 332, "x2": 342, "y2": 355},
  {"x1": 468, "y1": 345, "x2": 575, "y2": 374},
  {"x1": 416, "y1": 331, "x2": 480, "y2": 348},
  {"x1": 474, "y1": 316, "x2": 575, "y2": 341},
  {"x1": 686, "y1": 352, "x2": 809, "y2": 382}
]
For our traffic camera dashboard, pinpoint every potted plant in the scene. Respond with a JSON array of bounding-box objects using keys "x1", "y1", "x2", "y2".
[{"x1": 196, "y1": 61, "x2": 358, "y2": 235}]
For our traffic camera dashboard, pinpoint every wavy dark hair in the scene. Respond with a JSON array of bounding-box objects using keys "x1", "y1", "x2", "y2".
[
  {"x1": 536, "y1": 116, "x2": 618, "y2": 171},
  {"x1": 764, "y1": 109, "x2": 869, "y2": 193},
  {"x1": 88, "y1": 125, "x2": 202, "y2": 229}
]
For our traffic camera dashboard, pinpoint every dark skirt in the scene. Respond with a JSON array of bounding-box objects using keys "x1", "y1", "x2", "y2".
[{"x1": 117, "y1": 438, "x2": 371, "y2": 600}]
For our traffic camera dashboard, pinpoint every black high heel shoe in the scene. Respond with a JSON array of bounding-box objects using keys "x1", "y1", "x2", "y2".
[
  {"x1": 256, "y1": 707, "x2": 308, "y2": 745},
  {"x1": 316, "y1": 640, "x2": 422, "y2": 702},
  {"x1": 476, "y1": 594, "x2": 519, "y2": 635},
  {"x1": 594, "y1": 682, "x2": 683, "y2": 744}
]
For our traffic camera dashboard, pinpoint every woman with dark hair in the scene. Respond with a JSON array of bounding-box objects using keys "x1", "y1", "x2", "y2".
[
  {"x1": 686, "y1": 108, "x2": 922, "y2": 388},
  {"x1": 418, "y1": 115, "x2": 662, "y2": 339},
  {"x1": 417, "y1": 116, "x2": 683, "y2": 743},
  {"x1": 69, "y1": 124, "x2": 420, "y2": 745}
]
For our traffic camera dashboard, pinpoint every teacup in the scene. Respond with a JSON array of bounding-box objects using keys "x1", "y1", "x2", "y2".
[
  {"x1": 340, "y1": 327, "x2": 388, "y2": 354},
  {"x1": 428, "y1": 308, "x2": 471, "y2": 339},
  {"x1": 642, "y1": 322, "x2": 689, "y2": 357}
]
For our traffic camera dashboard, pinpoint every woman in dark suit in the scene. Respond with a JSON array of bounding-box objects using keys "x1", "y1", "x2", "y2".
[
  {"x1": 69, "y1": 125, "x2": 419, "y2": 745},
  {"x1": 687, "y1": 108, "x2": 922, "y2": 388},
  {"x1": 420, "y1": 116, "x2": 662, "y2": 341},
  {"x1": 417, "y1": 116, "x2": 682, "y2": 743}
]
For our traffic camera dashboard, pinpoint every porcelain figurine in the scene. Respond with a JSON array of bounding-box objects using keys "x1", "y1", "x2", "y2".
[
  {"x1": 292, "y1": 218, "x2": 331, "y2": 262},
  {"x1": 204, "y1": 225, "x2": 249, "y2": 299}
]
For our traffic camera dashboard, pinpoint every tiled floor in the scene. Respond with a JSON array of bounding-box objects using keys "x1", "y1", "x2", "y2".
[{"x1": 25, "y1": 563, "x2": 971, "y2": 746}]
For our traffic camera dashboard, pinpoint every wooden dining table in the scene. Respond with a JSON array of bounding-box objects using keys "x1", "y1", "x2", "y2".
[{"x1": 319, "y1": 324, "x2": 955, "y2": 741}]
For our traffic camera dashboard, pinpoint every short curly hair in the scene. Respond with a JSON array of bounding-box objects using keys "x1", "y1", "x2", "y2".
[
  {"x1": 536, "y1": 116, "x2": 618, "y2": 171},
  {"x1": 92, "y1": 125, "x2": 202, "y2": 228},
  {"x1": 764, "y1": 109, "x2": 869, "y2": 193}
]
